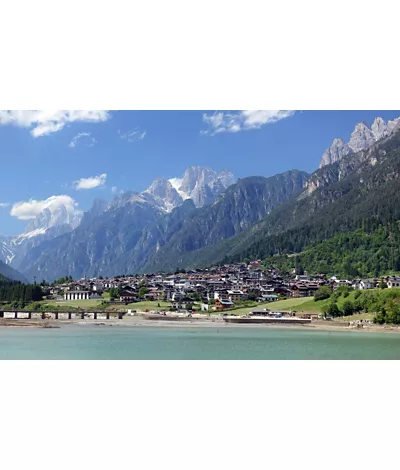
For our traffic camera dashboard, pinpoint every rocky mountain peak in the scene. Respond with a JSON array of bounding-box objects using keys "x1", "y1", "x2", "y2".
[
  {"x1": 143, "y1": 177, "x2": 183, "y2": 211},
  {"x1": 24, "y1": 204, "x2": 82, "y2": 235},
  {"x1": 139, "y1": 166, "x2": 236, "y2": 209},
  {"x1": 388, "y1": 117, "x2": 400, "y2": 133},
  {"x1": 371, "y1": 116, "x2": 389, "y2": 140},
  {"x1": 348, "y1": 121, "x2": 376, "y2": 153},
  {"x1": 319, "y1": 138, "x2": 350, "y2": 169},
  {"x1": 319, "y1": 115, "x2": 400, "y2": 168}
]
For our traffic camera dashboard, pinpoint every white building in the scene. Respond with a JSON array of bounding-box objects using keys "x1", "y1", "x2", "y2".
[
  {"x1": 64, "y1": 290, "x2": 91, "y2": 300},
  {"x1": 387, "y1": 277, "x2": 400, "y2": 288},
  {"x1": 359, "y1": 279, "x2": 375, "y2": 290}
]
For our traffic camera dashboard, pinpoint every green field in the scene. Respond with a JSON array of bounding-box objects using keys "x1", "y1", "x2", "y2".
[
  {"x1": 43, "y1": 299, "x2": 172, "y2": 311},
  {"x1": 332, "y1": 312, "x2": 374, "y2": 322},
  {"x1": 124, "y1": 300, "x2": 171, "y2": 311},
  {"x1": 217, "y1": 297, "x2": 315, "y2": 316},
  {"x1": 273, "y1": 297, "x2": 316, "y2": 311},
  {"x1": 43, "y1": 299, "x2": 104, "y2": 308}
]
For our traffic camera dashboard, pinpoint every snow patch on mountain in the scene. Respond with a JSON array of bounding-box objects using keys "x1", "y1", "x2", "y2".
[
  {"x1": 0, "y1": 203, "x2": 84, "y2": 266},
  {"x1": 168, "y1": 177, "x2": 190, "y2": 200}
]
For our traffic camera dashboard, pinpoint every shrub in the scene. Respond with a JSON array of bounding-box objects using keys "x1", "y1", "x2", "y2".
[
  {"x1": 314, "y1": 286, "x2": 332, "y2": 302},
  {"x1": 374, "y1": 308, "x2": 387, "y2": 324},
  {"x1": 327, "y1": 302, "x2": 340, "y2": 317},
  {"x1": 342, "y1": 300, "x2": 354, "y2": 316}
]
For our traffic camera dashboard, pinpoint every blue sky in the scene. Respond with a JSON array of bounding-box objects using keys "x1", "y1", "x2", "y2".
[{"x1": 1, "y1": 110, "x2": 399, "y2": 235}]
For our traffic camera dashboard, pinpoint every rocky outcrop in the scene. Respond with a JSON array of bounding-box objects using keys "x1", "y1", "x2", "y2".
[
  {"x1": 319, "y1": 115, "x2": 400, "y2": 168},
  {"x1": 168, "y1": 167, "x2": 235, "y2": 208},
  {"x1": 319, "y1": 138, "x2": 351, "y2": 168}
]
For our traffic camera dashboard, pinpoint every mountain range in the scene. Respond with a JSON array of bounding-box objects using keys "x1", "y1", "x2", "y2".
[
  {"x1": 2, "y1": 115, "x2": 400, "y2": 282},
  {"x1": 319, "y1": 116, "x2": 400, "y2": 168}
]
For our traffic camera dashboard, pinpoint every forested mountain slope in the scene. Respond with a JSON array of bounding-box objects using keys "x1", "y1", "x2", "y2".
[{"x1": 165, "y1": 128, "x2": 400, "y2": 273}]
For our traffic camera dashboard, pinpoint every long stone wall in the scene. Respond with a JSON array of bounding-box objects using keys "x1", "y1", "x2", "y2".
[{"x1": 0, "y1": 311, "x2": 125, "y2": 320}]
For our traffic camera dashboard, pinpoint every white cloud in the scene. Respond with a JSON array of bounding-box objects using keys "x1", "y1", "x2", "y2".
[
  {"x1": 74, "y1": 173, "x2": 107, "y2": 190},
  {"x1": 0, "y1": 202, "x2": 10, "y2": 208},
  {"x1": 0, "y1": 110, "x2": 110, "y2": 138},
  {"x1": 69, "y1": 132, "x2": 97, "y2": 148},
  {"x1": 118, "y1": 128, "x2": 146, "y2": 142},
  {"x1": 111, "y1": 186, "x2": 118, "y2": 194},
  {"x1": 201, "y1": 110, "x2": 295, "y2": 135},
  {"x1": 10, "y1": 195, "x2": 80, "y2": 221}
]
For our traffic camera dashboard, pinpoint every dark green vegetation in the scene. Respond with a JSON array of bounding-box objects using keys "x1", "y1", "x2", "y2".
[
  {"x1": 167, "y1": 127, "x2": 400, "y2": 278},
  {"x1": 262, "y1": 224, "x2": 400, "y2": 278},
  {"x1": 0, "y1": 278, "x2": 43, "y2": 305},
  {"x1": 313, "y1": 286, "x2": 400, "y2": 324},
  {"x1": 52, "y1": 276, "x2": 73, "y2": 285}
]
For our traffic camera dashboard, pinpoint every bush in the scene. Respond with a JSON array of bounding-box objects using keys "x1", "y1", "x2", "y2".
[
  {"x1": 336, "y1": 286, "x2": 350, "y2": 297},
  {"x1": 374, "y1": 308, "x2": 387, "y2": 324},
  {"x1": 342, "y1": 300, "x2": 354, "y2": 316},
  {"x1": 314, "y1": 286, "x2": 332, "y2": 302},
  {"x1": 327, "y1": 302, "x2": 340, "y2": 317}
]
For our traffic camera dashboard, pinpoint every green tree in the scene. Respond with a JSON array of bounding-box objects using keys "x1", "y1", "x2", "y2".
[
  {"x1": 314, "y1": 286, "x2": 332, "y2": 302},
  {"x1": 138, "y1": 286, "x2": 150, "y2": 299},
  {"x1": 374, "y1": 307, "x2": 387, "y2": 324},
  {"x1": 109, "y1": 287, "x2": 120, "y2": 300},
  {"x1": 342, "y1": 300, "x2": 354, "y2": 316},
  {"x1": 327, "y1": 302, "x2": 340, "y2": 317}
]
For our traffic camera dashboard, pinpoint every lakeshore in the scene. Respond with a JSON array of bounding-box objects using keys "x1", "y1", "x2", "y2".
[{"x1": 1, "y1": 313, "x2": 400, "y2": 334}]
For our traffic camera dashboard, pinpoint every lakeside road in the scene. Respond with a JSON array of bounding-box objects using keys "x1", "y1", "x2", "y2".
[{"x1": 2, "y1": 314, "x2": 400, "y2": 334}]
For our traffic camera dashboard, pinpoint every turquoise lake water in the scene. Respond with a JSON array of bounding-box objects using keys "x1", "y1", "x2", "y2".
[{"x1": 1, "y1": 325, "x2": 400, "y2": 359}]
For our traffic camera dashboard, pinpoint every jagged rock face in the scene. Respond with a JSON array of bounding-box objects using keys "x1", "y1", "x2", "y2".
[
  {"x1": 0, "y1": 236, "x2": 15, "y2": 264},
  {"x1": 143, "y1": 178, "x2": 183, "y2": 211},
  {"x1": 0, "y1": 202, "x2": 85, "y2": 269},
  {"x1": 371, "y1": 117, "x2": 389, "y2": 140},
  {"x1": 24, "y1": 206, "x2": 82, "y2": 234},
  {"x1": 168, "y1": 166, "x2": 235, "y2": 208},
  {"x1": 319, "y1": 138, "x2": 351, "y2": 168},
  {"x1": 319, "y1": 115, "x2": 400, "y2": 168},
  {"x1": 18, "y1": 170, "x2": 308, "y2": 280},
  {"x1": 388, "y1": 117, "x2": 400, "y2": 133},
  {"x1": 348, "y1": 122, "x2": 376, "y2": 153},
  {"x1": 215, "y1": 169, "x2": 236, "y2": 189},
  {"x1": 142, "y1": 170, "x2": 310, "y2": 273},
  {"x1": 141, "y1": 167, "x2": 235, "y2": 211}
]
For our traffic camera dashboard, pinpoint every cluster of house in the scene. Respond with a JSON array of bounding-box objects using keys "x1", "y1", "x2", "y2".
[{"x1": 48, "y1": 262, "x2": 400, "y2": 310}]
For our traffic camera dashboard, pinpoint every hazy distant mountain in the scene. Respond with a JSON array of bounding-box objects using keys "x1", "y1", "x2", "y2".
[
  {"x1": 19, "y1": 168, "x2": 307, "y2": 280},
  {"x1": 0, "y1": 203, "x2": 84, "y2": 270},
  {"x1": 142, "y1": 170, "x2": 309, "y2": 273},
  {"x1": 168, "y1": 167, "x2": 235, "y2": 208},
  {"x1": 0, "y1": 259, "x2": 28, "y2": 282}
]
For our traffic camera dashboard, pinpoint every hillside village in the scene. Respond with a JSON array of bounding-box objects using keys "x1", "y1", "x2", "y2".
[{"x1": 48, "y1": 261, "x2": 400, "y2": 312}]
